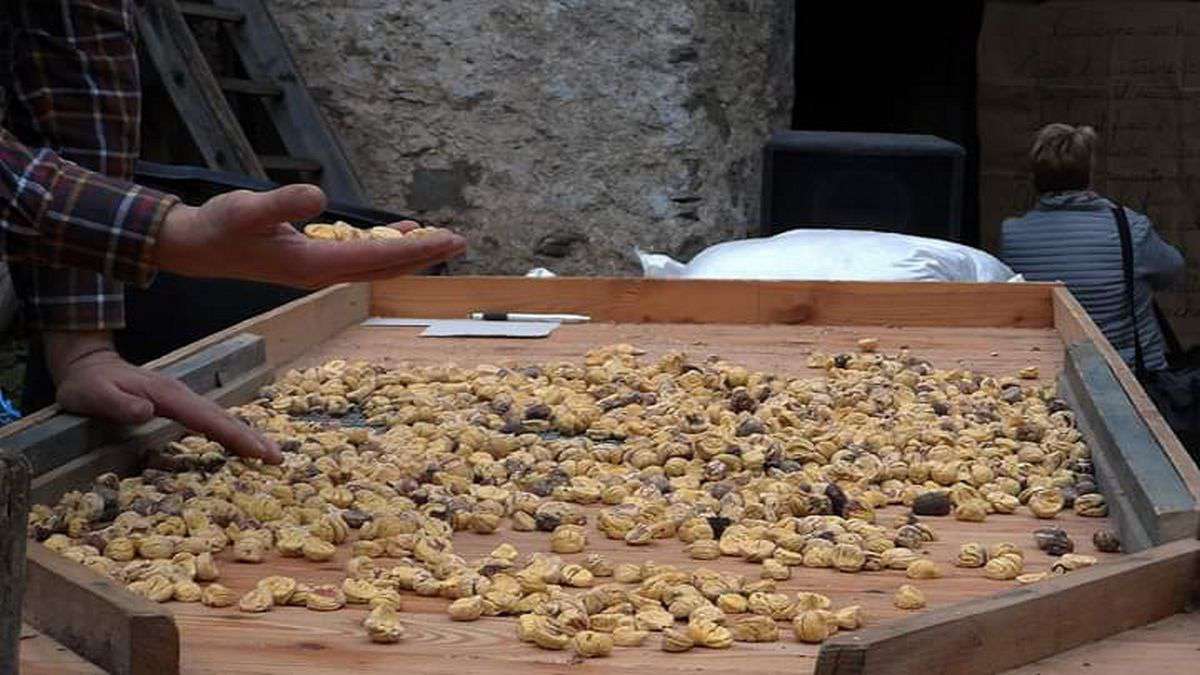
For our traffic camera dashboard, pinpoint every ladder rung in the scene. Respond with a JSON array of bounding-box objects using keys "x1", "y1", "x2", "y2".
[
  {"x1": 259, "y1": 155, "x2": 324, "y2": 174},
  {"x1": 218, "y1": 77, "x2": 282, "y2": 98},
  {"x1": 177, "y1": 2, "x2": 245, "y2": 23}
]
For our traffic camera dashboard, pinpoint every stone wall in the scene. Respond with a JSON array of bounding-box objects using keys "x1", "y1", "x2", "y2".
[
  {"x1": 978, "y1": 0, "x2": 1200, "y2": 341},
  {"x1": 267, "y1": 0, "x2": 794, "y2": 275}
]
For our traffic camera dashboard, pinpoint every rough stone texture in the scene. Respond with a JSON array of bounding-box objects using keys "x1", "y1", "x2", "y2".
[
  {"x1": 267, "y1": 0, "x2": 794, "y2": 275},
  {"x1": 978, "y1": 0, "x2": 1200, "y2": 342}
]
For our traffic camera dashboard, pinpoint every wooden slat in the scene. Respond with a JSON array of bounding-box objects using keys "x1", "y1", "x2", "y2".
[
  {"x1": 814, "y1": 538, "x2": 1200, "y2": 675},
  {"x1": 2, "y1": 333, "x2": 267, "y2": 476},
  {"x1": 212, "y1": 0, "x2": 367, "y2": 202},
  {"x1": 137, "y1": 0, "x2": 266, "y2": 177},
  {"x1": 0, "y1": 450, "x2": 32, "y2": 675},
  {"x1": 177, "y1": 1, "x2": 245, "y2": 23},
  {"x1": 370, "y1": 277, "x2": 1059, "y2": 327},
  {"x1": 1061, "y1": 343, "x2": 1199, "y2": 549},
  {"x1": 1053, "y1": 287, "x2": 1200, "y2": 515},
  {"x1": 217, "y1": 76, "x2": 282, "y2": 97},
  {"x1": 24, "y1": 545, "x2": 179, "y2": 675}
]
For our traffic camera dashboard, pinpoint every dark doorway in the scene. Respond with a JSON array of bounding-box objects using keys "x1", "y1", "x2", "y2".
[{"x1": 792, "y1": 2, "x2": 985, "y2": 246}]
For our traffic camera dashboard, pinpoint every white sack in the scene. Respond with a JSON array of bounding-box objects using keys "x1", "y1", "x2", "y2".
[{"x1": 636, "y1": 229, "x2": 1016, "y2": 282}]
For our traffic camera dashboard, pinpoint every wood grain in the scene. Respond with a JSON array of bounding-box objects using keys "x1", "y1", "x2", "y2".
[
  {"x1": 287, "y1": 322, "x2": 1066, "y2": 382},
  {"x1": 17, "y1": 624, "x2": 105, "y2": 675},
  {"x1": 815, "y1": 538, "x2": 1200, "y2": 675},
  {"x1": 370, "y1": 277, "x2": 1059, "y2": 328},
  {"x1": 24, "y1": 545, "x2": 180, "y2": 675},
  {"x1": 1008, "y1": 611, "x2": 1200, "y2": 675},
  {"x1": 1053, "y1": 287, "x2": 1200, "y2": 508}
]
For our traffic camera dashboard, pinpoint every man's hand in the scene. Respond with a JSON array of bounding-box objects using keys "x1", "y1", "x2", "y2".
[
  {"x1": 46, "y1": 331, "x2": 281, "y2": 464},
  {"x1": 155, "y1": 184, "x2": 467, "y2": 287}
]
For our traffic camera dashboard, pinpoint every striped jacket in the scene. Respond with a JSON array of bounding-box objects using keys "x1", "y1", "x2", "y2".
[{"x1": 1000, "y1": 191, "x2": 1185, "y2": 372}]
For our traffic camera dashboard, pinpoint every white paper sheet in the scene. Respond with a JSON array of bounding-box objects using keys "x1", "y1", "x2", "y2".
[
  {"x1": 361, "y1": 317, "x2": 437, "y2": 327},
  {"x1": 419, "y1": 320, "x2": 558, "y2": 338}
]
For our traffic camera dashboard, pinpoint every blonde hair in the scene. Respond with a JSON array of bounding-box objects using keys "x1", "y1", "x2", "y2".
[{"x1": 1030, "y1": 123, "x2": 1097, "y2": 193}]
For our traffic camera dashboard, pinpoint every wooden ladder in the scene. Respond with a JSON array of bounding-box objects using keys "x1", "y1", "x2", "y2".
[{"x1": 136, "y1": 0, "x2": 366, "y2": 202}]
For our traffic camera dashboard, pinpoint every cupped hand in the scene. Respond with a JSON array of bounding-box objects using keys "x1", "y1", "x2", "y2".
[
  {"x1": 54, "y1": 349, "x2": 282, "y2": 464},
  {"x1": 155, "y1": 184, "x2": 467, "y2": 287}
]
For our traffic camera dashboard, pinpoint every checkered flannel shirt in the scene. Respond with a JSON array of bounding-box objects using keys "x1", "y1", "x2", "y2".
[{"x1": 1, "y1": 0, "x2": 177, "y2": 330}]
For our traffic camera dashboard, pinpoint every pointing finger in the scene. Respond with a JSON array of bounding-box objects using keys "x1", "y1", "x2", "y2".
[{"x1": 136, "y1": 376, "x2": 282, "y2": 464}]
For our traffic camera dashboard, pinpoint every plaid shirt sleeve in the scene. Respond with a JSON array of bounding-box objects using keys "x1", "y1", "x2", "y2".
[
  {"x1": 1, "y1": 0, "x2": 174, "y2": 330},
  {"x1": 0, "y1": 129, "x2": 175, "y2": 307}
]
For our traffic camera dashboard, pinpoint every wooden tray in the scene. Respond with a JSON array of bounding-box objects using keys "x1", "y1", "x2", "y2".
[{"x1": 6, "y1": 278, "x2": 1200, "y2": 675}]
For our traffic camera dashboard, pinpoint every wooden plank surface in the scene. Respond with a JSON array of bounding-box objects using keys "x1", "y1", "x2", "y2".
[
  {"x1": 1007, "y1": 611, "x2": 1200, "y2": 675},
  {"x1": 815, "y1": 539, "x2": 1200, "y2": 675},
  {"x1": 24, "y1": 545, "x2": 180, "y2": 675},
  {"x1": 286, "y1": 322, "x2": 1063, "y2": 379},
  {"x1": 17, "y1": 625, "x2": 105, "y2": 675},
  {"x1": 1052, "y1": 288, "x2": 1200, "y2": 507},
  {"x1": 158, "y1": 321, "x2": 1119, "y2": 674},
  {"x1": 370, "y1": 278, "x2": 1058, "y2": 328},
  {"x1": 1061, "y1": 343, "x2": 1198, "y2": 550}
]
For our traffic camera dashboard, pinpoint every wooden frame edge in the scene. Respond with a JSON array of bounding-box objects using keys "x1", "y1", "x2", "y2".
[
  {"x1": 142, "y1": 282, "x2": 369, "y2": 373},
  {"x1": 370, "y1": 277, "x2": 1060, "y2": 327},
  {"x1": 24, "y1": 544, "x2": 179, "y2": 675},
  {"x1": 1062, "y1": 342, "x2": 1199, "y2": 550},
  {"x1": 815, "y1": 538, "x2": 1200, "y2": 675},
  {"x1": 1052, "y1": 287, "x2": 1200, "y2": 505}
]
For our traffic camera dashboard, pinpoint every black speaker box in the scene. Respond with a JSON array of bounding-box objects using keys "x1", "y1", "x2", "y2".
[{"x1": 760, "y1": 130, "x2": 965, "y2": 241}]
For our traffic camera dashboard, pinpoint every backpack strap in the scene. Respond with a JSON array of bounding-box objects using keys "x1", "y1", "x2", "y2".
[{"x1": 1112, "y1": 205, "x2": 1148, "y2": 377}]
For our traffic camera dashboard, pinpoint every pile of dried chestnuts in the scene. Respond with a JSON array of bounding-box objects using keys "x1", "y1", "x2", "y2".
[{"x1": 28, "y1": 343, "x2": 1117, "y2": 652}]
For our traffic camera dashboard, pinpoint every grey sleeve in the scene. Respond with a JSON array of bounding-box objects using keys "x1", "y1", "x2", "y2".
[{"x1": 1132, "y1": 212, "x2": 1186, "y2": 290}]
